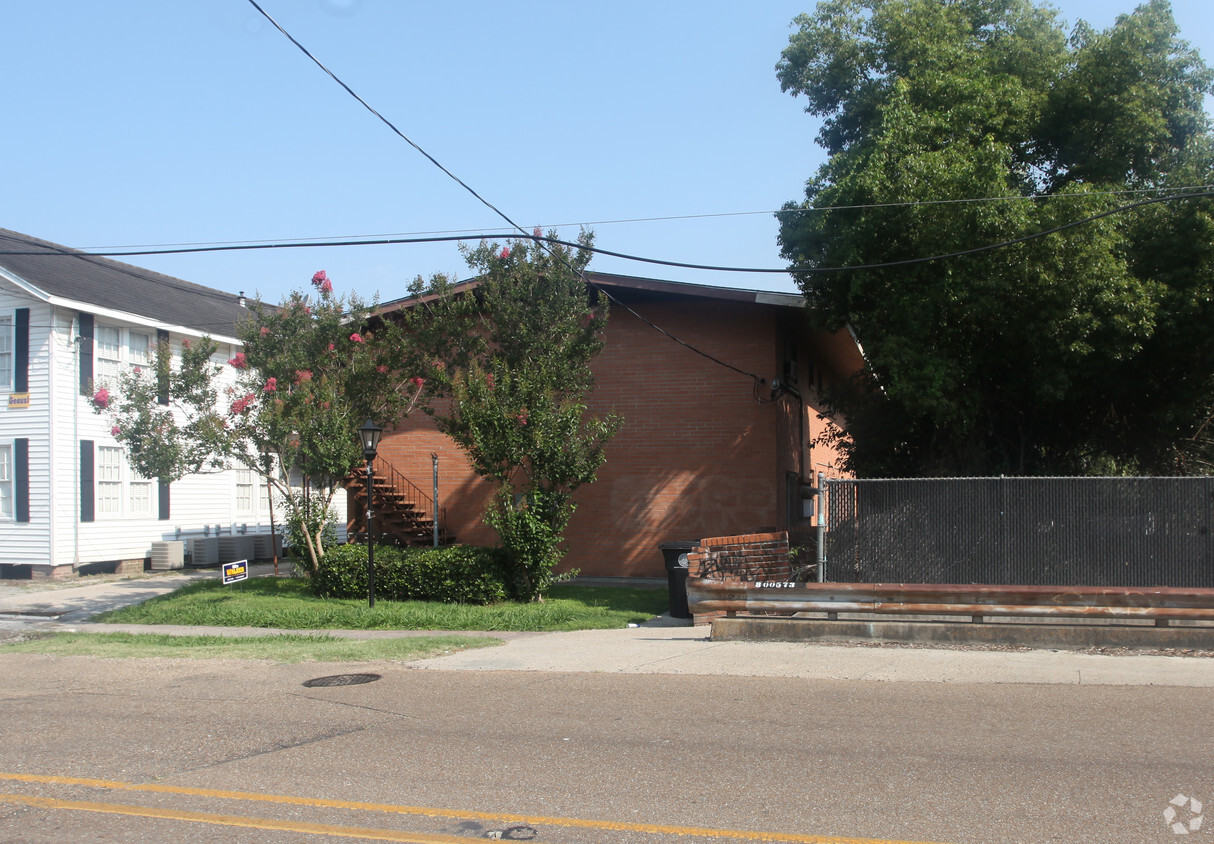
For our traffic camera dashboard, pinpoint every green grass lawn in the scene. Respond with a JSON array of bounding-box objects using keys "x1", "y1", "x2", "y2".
[
  {"x1": 2, "y1": 631, "x2": 500, "y2": 663},
  {"x1": 94, "y1": 577, "x2": 670, "y2": 632}
]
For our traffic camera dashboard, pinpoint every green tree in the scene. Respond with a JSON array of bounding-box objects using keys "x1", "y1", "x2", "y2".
[
  {"x1": 777, "y1": 0, "x2": 1214, "y2": 476},
  {"x1": 406, "y1": 231, "x2": 621, "y2": 600},
  {"x1": 94, "y1": 272, "x2": 422, "y2": 570}
]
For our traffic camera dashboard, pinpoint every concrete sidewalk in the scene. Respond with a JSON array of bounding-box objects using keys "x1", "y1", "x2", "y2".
[{"x1": 3, "y1": 567, "x2": 1214, "y2": 687}]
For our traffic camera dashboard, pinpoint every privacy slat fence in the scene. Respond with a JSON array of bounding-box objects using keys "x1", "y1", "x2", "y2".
[{"x1": 822, "y1": 477, "x2": 1214, "y2": 588}]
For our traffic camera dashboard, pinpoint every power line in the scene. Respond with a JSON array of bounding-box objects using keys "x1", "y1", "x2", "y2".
[
  {"x1": 68, "y1": 182, "x2": 1214, "y2": 253},
  {"x1": 6, "y1": 189, "x2": 1211, "y2": 273},
  {"x1": 246, "y1": 0, "x2": 767, "y2": 387}
]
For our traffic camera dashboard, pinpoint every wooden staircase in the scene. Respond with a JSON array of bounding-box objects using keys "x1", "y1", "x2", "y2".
[{"x1": 346, "y1": 457, "x2": 451, "y2": 547}]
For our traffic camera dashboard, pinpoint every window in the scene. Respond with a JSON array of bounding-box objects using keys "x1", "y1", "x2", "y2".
[
  {"x1": 94, "y1": 324, "x2": 159, "y2": 387},
  {"x1": 95, "y1": 325, "x2": 122, "y2": 387},
  {"x1": 129, "y1": 481, "x2": 151, "y2": 515},
  {"x1": 0, "y1": 444, "x2": 11, "y2": 518},
  {"x1": 259, "y1": 478, "x2": 271, "y2": 513},
  {"x1": 0, "y1": 316, "x2": 12, "y2": 390},
  {"x1": 235, "y1": 469, "x2": 253, "y2": 513},
  {"x1": 128, "y1": 331, "x2": 152, "y2": 372},
  {"x1": 97, "y1": 446, "x2": 123, "y2": 515},
  {"x1": 129, "y1": 465, "x2": 152, "y2": 516}
]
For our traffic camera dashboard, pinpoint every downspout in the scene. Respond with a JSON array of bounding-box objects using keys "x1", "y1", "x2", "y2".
[{"x1": 71, "y1": 311, "x2": 80, "y2": 567}]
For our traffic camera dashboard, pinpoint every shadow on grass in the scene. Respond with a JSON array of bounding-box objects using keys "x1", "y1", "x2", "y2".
[{"x1": 94, "y1": 577, "x2": 670, "y2": 632}]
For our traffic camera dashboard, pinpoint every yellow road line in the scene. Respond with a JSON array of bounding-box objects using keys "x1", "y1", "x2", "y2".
[
  {"x1": 0, "y1": 772, "x2": 948, "y2": 844},
  {"x1": 0, "y1": 792, "x2": 501, "y2": 843}
]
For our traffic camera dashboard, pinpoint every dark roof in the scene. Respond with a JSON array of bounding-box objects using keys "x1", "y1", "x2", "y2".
[
  {"x1": 0, "y1": 229, "x2": 253, "y2": 339},
  {"x1": 379, "y1": 269, "x2": 807, "y2": 312}
]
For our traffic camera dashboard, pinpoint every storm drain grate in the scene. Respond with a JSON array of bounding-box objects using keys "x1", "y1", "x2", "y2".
[{"x1": 302, "y1": 673, "x2": 382, "y2": 688}]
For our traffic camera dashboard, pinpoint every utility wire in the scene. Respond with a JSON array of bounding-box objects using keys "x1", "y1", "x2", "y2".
[
  {"x1": 245, "y1": 0, "x2": 765, "y2": 386},
  {"x1": 6, "y1": 190, "x2": 1211, "y2": 273},
  {"x1": 245, "y1": 0, "x2": 531, "y2": 243},
  {"x1": 67, "y1": 182, "x2": 1214, "y2": 253}
]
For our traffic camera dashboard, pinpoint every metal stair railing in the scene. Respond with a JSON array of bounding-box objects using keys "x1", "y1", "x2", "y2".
[{"x1": 352, "y1": 456, "x2": 447, "y2": 544}]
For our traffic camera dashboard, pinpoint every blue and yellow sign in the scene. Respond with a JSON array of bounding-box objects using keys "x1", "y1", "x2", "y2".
[{"x1": 222, "y1": 560, "x2": 249, "y2": 585}]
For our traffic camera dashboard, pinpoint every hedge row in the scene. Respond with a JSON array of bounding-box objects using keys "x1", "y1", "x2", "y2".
[{"x1": 309, "y1": 543, "x2": 513, "y2": 604}]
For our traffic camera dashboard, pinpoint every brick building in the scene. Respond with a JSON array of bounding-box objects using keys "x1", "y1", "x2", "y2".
[{"x1": 371, "y1": 272, "x2": 863, "y2": 579}]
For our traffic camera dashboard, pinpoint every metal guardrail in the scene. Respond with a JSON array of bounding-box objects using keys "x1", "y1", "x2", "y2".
[{"x1": 686, "y1": 578, "x2": 1214, "y2": 624}]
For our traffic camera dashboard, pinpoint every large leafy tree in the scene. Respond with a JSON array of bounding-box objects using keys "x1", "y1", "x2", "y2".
[
  {"x1": 405, "y1": 231, "x2": 621, "y2": 600},
  {"x1": 777, "y1": 0, "x2": 1214, "y2": 476},
  {"x1": 95, "y1": 273, "x2": 422, "y2": 570}
]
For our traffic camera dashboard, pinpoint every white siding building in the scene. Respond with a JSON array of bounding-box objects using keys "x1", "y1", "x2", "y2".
[{"x1": 0, "y1": 229, "x2": 345, "y2": 578}]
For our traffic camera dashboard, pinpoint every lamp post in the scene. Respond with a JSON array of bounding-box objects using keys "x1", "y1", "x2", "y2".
[{"x1": 358, "y1": 419, "x2": 383, "y2": 608}]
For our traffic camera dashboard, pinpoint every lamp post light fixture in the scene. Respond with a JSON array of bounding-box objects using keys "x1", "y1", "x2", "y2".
[{"x1": 358, "y1": 419, "x2": 383, "y2": 608}]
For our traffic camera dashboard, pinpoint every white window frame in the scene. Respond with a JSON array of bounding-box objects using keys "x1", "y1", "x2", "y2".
[
  {"x1": 0, "y1": 315, "x2": 12, "y2": 391},
  {"x1": 129, "y1": 465, "x2": 152, "y2": 516},
  {"x1": 97, "y1": 446, "x2": 123, "y2": 516},
  {"x1": 128, "y1": 330, "x2": 152, "y2": 372},
  {"x1": 94, "y1": 323, "x2": 160, "y2": 388},
  {"x1": 96, "y1": 445, "x2": 155, "y2": 519},
  {"x1": 235, "y1": 469, "x2": 254, "y2": 514},
  {"x1": 0, "y1": 443, "x2": 12, "y2": 520}
]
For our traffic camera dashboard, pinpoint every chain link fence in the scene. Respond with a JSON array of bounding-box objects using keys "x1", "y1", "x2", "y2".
[{"x1": 823, "y1": 477, "x2": 1214, "y2": 587}]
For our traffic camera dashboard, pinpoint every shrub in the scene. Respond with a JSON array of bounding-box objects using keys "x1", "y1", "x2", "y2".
[
  {"x1": 488, "y1": 490, "x2": 578, "y2": 602},
  {"x1": 309, "y1": 543, "x2": 511, "y2": 605}
]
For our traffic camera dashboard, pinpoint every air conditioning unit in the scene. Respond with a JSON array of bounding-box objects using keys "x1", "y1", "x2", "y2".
[
  {"x1": 150, "y1": 541, "x2": 185, "y2": 570},
  {"x1": 188, "y1": 537, "x2": 219, "y2": 567},
  {"x1": 253, "y1": 533, "x2": 282, "y2": 561},
  {"x1": 218, "y1": 535, "x2": 256, "y2": 563}
]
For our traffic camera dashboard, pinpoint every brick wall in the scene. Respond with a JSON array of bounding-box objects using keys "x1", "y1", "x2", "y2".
[
  {"x1": 686, "y1": 531, "x2": 792, "y2": 624},
  {"x1": 375, "y1": 291, "x2": 850, "y2": 578}
]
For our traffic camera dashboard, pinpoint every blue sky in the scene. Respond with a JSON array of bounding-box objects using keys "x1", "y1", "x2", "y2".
[{"x1": 6, "y1": 1, "x2": 1212, "y2": 305}]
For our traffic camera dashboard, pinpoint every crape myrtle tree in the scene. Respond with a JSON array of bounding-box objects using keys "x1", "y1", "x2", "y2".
[
  {"x1": 776, "y1": 0, "x2": 1214, "y2": 476},
  {"x1": 93, "y1": 272, "x2": 423, "y2": 571},
  {"x1": 405, "y1": 230, "x2": 621, "y2": 601}
]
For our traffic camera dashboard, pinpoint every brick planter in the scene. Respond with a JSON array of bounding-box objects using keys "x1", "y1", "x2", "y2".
[{"x1": 687, "y1": 531, "x2": 792, "y2": 625}]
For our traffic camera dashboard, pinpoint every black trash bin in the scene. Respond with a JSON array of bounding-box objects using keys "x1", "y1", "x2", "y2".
[{"x1": 659, "y1": 542, "x2": 696, "y2": 619}]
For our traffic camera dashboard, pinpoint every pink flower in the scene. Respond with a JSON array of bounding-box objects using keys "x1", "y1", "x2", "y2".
[
  {"x1": 515, "y1": 409, "x2": 529, "y2": 426},
  {"x1": 263, "y1": 377, "x2": 277, "y2": 392},
  {"x1": 259, "y1": 326, "x2": 270, "y2": 337},
  {"x1": 533, "y1": 227, "x2": 542, "y2": 238},
  {"x1": 111, "y1": 425, "x2": 121, "y2": 436},
  {"x1": 228, "y1": 352, "x2": 248, "y2": 370},
  {"x1": 133, "y1": 366, "x2": 141, "y2": 374},
  {"x1": 320, "y1": 279, "x2": 333, "y2": 295},
  {"x1": 376, "y1": 365, "x2": 388, "y2": 374},
  {"x1": 92, "y1": 388, "x2": 110, "y2": 409},
  {"x1": 181, "y1": 338, "x2": 191, "y2": 349},
  {"x1": 499, "y1": 247, "x2": 511, "y2": 260},
  {"x1": 328, "y1": 343, "x2": 336, "y2": 352},
  {"x1": 350, "y1": 333, "x2": 364, "y2": 343},
  {"x1": 321, "y1": 401, "x2": 331, "y2": 410},
  {"x1": 410, "y1": 375, "x2": 424, "y2": 388},
  {"x1": 294, "y1": 369, "x2": 313, "y2": 384},
  {"x1": 485, "y1": 372, "x2": 495, "y2": 389},
  {"x1": 312, "y1": 270, "x2": 328, "y2": 286},
  {"x1": 304, "y1": 305, "x2": 312, "y2": 315}
]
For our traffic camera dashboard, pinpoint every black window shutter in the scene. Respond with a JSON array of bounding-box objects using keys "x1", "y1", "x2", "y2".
[
  {"x1": 14, "y1": 309, "x2": 29, "y2": 393},
  {"x1": 156, "y1": 329, "x2": 170, "y2": 405},
  {"x1": 158, "y1": 480, "x2": 170, "y2": 520},
  {"x1": 14, "y1": 438, "x2": 29, "y2": 523},
  {"x1": 80, "y1": 440, "x2": 95, "y2": 522},
  {"x1": 78, "y1": 313, "x2": 94, "y2": 395}
]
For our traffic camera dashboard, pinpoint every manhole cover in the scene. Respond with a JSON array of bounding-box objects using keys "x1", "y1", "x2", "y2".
[{"x1": 302, "y1": 673, "x2": 382, "y2": 688}]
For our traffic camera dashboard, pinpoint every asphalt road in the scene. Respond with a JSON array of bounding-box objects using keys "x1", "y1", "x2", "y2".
[{"x1": 2, "y1": 652, "x2": 1211, "y2": 843}]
